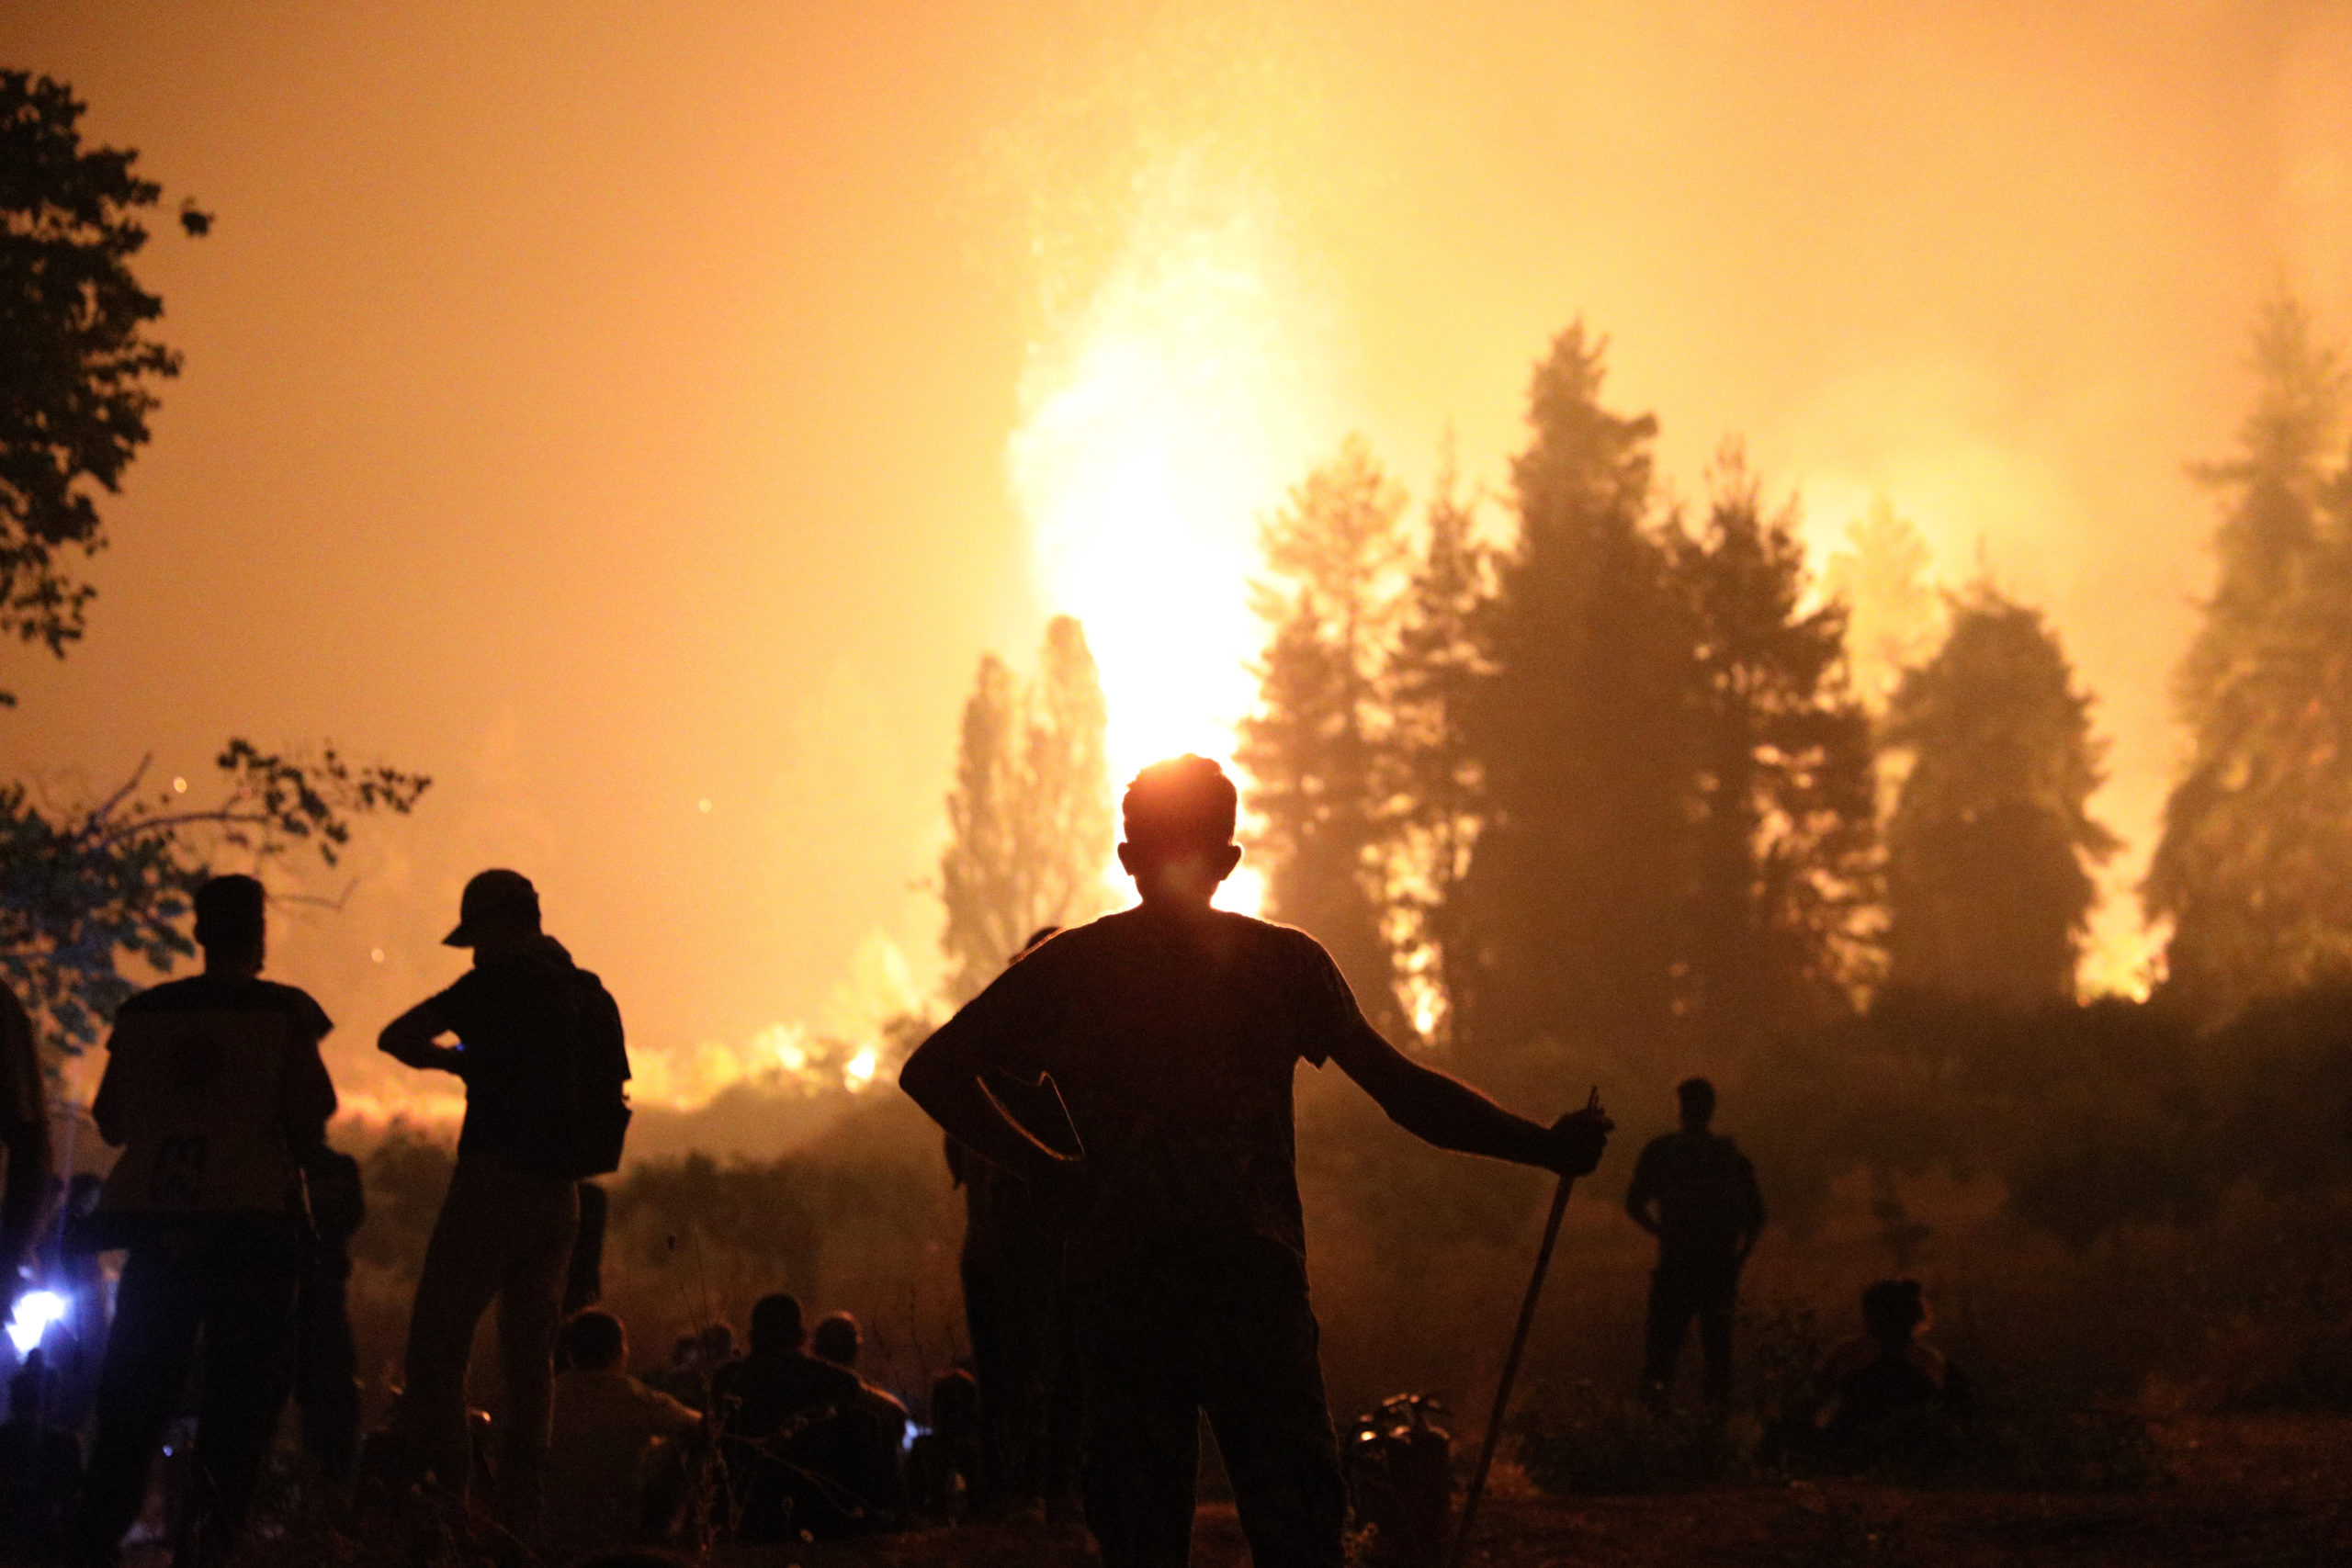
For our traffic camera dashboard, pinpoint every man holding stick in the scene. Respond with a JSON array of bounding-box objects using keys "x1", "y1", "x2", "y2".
[{"x1": 901, "y1": 754, "x2": 1611, "y2": 1568}]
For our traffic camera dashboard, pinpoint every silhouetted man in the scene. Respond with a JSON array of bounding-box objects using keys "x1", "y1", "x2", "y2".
[
  {"x1": 379, "y1": 868, "x2": 631, "y2": 1531},
  {"x1": 901, "y1": 754, "x2": 1612, "y2": 1568},
  {"x1": 543, "y1": 1309, "x2": 700, "y2": 1562},
  {"x1": 1625, "y1": 1077, "x2": 1764, "y2": 1409},
  {"x1": 292, "y1": 1140, "x2": 366, "y2": 1481},
  {"x1": 0, "y1": 980, "x2": 50, "y2": 1319},
  {"x1": 811, "y1": 1311, "x2": 910, "y2": 1518},
  {"x1": 76, "y1": 874, "x2": 337, "y2": 1566}
]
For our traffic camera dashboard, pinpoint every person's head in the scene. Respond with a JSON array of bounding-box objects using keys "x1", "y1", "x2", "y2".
[
  {"x1": 1115, "y1": 755, "x2": 1241, "y2": 910},
  {"x1": 193, "y1": 874, "x2": 267, "y2": 976},
  {"x1": 562, "y1": 1310, "x2": 628, "y2": 1373},
  {"x1": 695, "y1": 1321, "x2": 736, "y2": 1364},
  {"x1": 1860, "y1": 1278, "x2": 1929, "y2": 1343},
  {"x1": 928, "y1": 1367, "x2": 980, "y2": 1434},
  {"x1": 1676, "y1": 1077, "x2": 1717, "y2": 1131},
  {"x1": 443, "y1": 868, "x2": 542, "y2": 959},
  {"x1": 810, "y1": 1311, "x2": 861, "y2": 1368},
  {"x1": 748, "y1": 1292, "x2": 807, "y2": 1356}
]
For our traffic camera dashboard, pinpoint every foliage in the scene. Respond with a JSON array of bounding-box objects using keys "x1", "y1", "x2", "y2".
[
  {"x1": 2148, "y1": 294, "x2": 2352, "y2": 1022},
  {"x1": 1821, "y1": 498, "x2": 1941, "y2": 714},
  {"x1": 939, "y1": 615, "x2": 1113, "y2": 1002},
  {"x1": 1667, "y1": 447, "x2": 1880, "y2": 1055},
  {"x1": 0, "y1": 71, "x2": 206, "y2": 702},
  {"x1": 1238, "y1": 436, "x2": 1412, "y2": 1034},
  {"x1": 0, "y1": 744, "x2": 428, "y2": 1049},
  {"x1": 1446, "y1": 322, "x2": 1691, "y2": 1090},
  {"x1": 1513, "y1": 1384, "x2": 1750, "y2": 1495},
  {"x1": 1882, "y1": 586, "x2": 2117, "y2": 1006}
]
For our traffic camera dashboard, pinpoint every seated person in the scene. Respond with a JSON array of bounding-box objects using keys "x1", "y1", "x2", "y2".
[
  {"x1": 545, "y1": 1311, "x2": 703, "y2": 1562},
  {"x1": 710, "y1": 1293, "x2": 873, "y2": 1541},
  {"x1": 811, "y1": 1312, "x2": 910, "y2": 1517},
  {"x1": 1809, "y1": 1278, "x2": 1967, "y2": 1443},
  {"x1": 905, "y1": 1368, "x2": 984, "y2": 1519},
  {"x1": 0, "y1": 1355, "x2": 83, "y2": 1561}
]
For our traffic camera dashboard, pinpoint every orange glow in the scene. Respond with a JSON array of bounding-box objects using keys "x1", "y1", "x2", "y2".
[{"x1": 1008, "y1": 156, "x2": 1331, "y2": 915}]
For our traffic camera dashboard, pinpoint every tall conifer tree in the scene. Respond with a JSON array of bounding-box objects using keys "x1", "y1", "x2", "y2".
[
  {"x1": 1449, "y1": 324, "x2": 1690, "y2": 1089},
  {"x1": 2147, "y1": 297, "x2": 2352, "y2": 1020},
  {"x1": 1238, "y1": 438, "x2": 1410, "y2": 1035},
  {"x1": 939, "y1": 615, "x2": 1114, "y2": 1002},
  {"x1": 1883, "y1": 587, "x2": 2116, "y2": 1006}
]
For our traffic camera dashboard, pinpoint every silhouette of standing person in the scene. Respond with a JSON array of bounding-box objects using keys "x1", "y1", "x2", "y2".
[
  {"x1": 1625, "y1": 1077, "x2": 1764, "y2": 1409},
  {"x1": 379, "y1": 869, "x2": 630, "y2": 1535},
  {"x1": 0, "y1": 979, "x2": 51, "y2": 1322},
  {"x1": 901, "y1": 755, "x2": 1611, "y2": 1568},
  {"x1": 74, "y1": 874, "x2": 337, "y2": 1566}
]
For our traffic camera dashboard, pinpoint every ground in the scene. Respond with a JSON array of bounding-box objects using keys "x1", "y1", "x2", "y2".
[{"x1": 728, "y1": 1416, "x2": 2352, "y2": 1568}]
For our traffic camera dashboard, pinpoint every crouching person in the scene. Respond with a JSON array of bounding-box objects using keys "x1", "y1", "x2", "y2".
[
  {"x1": 544, "y1": 1311, "x2": 702, "y2": 1562},
  {"x1": 75, "y1": 875, "x2": 339, "y2": 1567}
]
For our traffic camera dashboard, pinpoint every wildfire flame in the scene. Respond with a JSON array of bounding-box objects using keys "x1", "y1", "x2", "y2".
[{"x1": 1008, "y1": 155, "x2": 1334, "y2": 914}]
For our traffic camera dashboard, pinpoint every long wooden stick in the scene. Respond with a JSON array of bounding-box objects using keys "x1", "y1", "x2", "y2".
[{"x1": 1447, "y1": 1097, "x2": 1593, "y2": 1568}]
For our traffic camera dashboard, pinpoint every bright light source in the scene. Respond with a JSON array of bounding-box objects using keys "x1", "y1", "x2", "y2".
[
  {"x1": 6, "y1": 1289, "x2": 66, "y2": 1356},
  {"x1": 171, "y1": 776, "x2": 187, "y2": 794},
  {"x1": 842, "y1": 1048, "x2": 879, "y2": 1091},
  {"x1": 697, "y1": 798, "x2": 713, "y2": 815}
]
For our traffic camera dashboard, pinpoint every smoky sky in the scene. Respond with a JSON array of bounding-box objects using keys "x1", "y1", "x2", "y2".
[{"x1": 6, "y1": 1, "x2": 2348, "y2": 1114}]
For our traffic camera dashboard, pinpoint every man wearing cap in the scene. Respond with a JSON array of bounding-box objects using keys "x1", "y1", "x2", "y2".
[
  {"x1": 75, "y1": 874, "x2": 337, "y2": 1567},
  {"x1": 379, "y1": 869, "x2": 629, "y2": 1531},
  {"x1": 900, "y1": 755, "x2": 1613, "y2": 1568}
]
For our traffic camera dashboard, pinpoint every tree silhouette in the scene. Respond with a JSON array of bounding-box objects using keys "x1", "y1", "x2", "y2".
[
  {"x1": 1238, "y1": 437, "x2": 1411, "y2": 1036},
  {"x1": 1821, "y1": 498, "x2": 1940, "y2": 716},
  {"x1": 0, "y1": 72, "x2": 422, "y2": 1053},
  {"x1": 1668, "y1": 447, "x2": 1879, "y2": 1055},
  {"x1": 1883, "y1": 586, "x2": 2117, "y2": 1006},
  {"x1": 1448, "y1": 322, "x2": 1691, "y2": 1090},
  {"x1": 2147, "y1": 295, "x2": 2352, "y2": 1021},
  {"x1": 939, "y1": 615, "x2": 1113, "y2": 1002}
]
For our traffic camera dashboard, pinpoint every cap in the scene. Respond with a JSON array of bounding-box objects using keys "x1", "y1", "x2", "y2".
[{"x1": 443, "y1": 869, "x2": 540, "y2": 947}]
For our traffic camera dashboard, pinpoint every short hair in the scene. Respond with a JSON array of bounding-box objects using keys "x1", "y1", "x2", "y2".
[
  {"x1": 1121, "y1": 755, "x2": 1238, "y2": 852},
  {"x1": 563, "y1": 1310, "x2": 627, "y2": 1371},
  {"x1": 928, "y1": 1367, "x2": 980, "y2": 1430},
  {"x1": 749, "y1": 1292, "x2": 806, "y2": 1351},
  {"x1": 1861, "y1": 1278, "x2": 1928, "y2": 1338},
  {"x1": 192, "y1": 874, "x2": 266, "y2": 953},
  {"x1": 811, "y1": 1311, "x2": 860, "y2": 1366},
  {"x1": 1677, "y1": 1077, "x2": 1716, "y2": 1119}
]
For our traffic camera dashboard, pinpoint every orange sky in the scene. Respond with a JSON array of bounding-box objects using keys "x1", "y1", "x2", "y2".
[{"x1": 6, "y1": 1, "x2": 2349, "y2": 1120}]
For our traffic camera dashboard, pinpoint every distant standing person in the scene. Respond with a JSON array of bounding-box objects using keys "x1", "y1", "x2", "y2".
[
  {"x1": 74, "y1": 874, "x2": 338, "y2": 1566},
  {"x1": 901, "y1": 755, "x2": 1611, "y2": 1568},
  {"x1": 1625, "y1": 1077, "x2": 1765, "y2": 1409},
  {"x1": 379, "y1": 869, "x2": 632, "y2": 1532}
]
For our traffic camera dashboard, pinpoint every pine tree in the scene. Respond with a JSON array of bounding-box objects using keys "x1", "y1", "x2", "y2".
[
  {"x1": 1383, "y1": 446, "x2": 1491, "y2": 1046},
  {"x1": 1238, "y1": 437, "x2": 1410, "y2": 1035},
  {"x1": 1449, "y1": 323, "x2": 1691, "y2": 1090},
  {"x1": 1669, "y1": 446, "x2": 1880, "y2": 1054},
  {"x1": 2146, "y1": 296, "x2": 2352, "y2": 1021},
  {"x1": 1822, "y1": 498, "x2": 1941, "y2": 714},
  {"x1": 1883, "y1": 586, "x2": 2117, "y2": 1006},
  {"x1": 939, "y1": 615, "x2": 1114, "y2": 1003}
]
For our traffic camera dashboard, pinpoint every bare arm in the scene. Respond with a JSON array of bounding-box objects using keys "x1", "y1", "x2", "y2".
[
  {"x1": 899, "y1": 1029, "x2": 1078, "y2": 1190},
  {"x1": 378, "y1": 999, "x2": 465, "y2": 1074},
  {"x1": 1325, "y1": 1018, "x2": 1608, "y2": 1175}
]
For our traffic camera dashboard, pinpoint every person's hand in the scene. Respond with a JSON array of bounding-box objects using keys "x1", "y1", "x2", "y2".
[{"x1": 1544, "y1": 1101, "x2": 1613, "y2": 1177}]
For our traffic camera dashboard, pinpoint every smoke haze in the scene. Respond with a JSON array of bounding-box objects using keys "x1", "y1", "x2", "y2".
[{"x1": 6, "y1": 0, "x2": 2349, "y2": 1118}]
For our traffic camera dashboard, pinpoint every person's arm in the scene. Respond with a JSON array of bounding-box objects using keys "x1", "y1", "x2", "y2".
[
  {"x1": 1733, "y1": 1157, "x2": 1765, "y2": 1261},
  {"x1": 378, "y1": 998, "x2": 465, "y2": 1074},
  {"x1": 900, "y1": 1027, "x2": 1076, "y2": 1190},
  {"x1": 1325, "y1": 1018, "x2": 1609, "y2": 1175}
]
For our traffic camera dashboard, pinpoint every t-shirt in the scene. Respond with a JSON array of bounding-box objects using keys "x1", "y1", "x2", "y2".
[
  {"x1": 929, "y1": 908, "x2": 1366, "y2": 1276},
  {"x1": 430, "y1": 935, "x2": 620, "y2": 1179},
  {"x1": 92, "y1": 974, "x2": 336, "y2": 1234},
  {"x1": 544, "y1": 1368, "x2": 700, "y2": 1558},
  {"x1": 1626, "y1": 1130, "x2": 1765, "y2": 1269},
  {"x1": 0, "y1": 984, "x2": 40, "y2": 1132}
]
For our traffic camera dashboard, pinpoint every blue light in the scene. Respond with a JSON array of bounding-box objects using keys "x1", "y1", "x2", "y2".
[{"x1": 6, "y1": 1289, "x2": 66, "y2": 1356}]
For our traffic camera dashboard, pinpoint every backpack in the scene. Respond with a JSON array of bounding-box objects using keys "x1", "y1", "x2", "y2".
[{"x1": 561, "y1": 968, "x2": 632, "y2": 1179}]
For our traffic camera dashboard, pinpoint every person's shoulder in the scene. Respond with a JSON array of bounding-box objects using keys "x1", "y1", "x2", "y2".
[
  {"x1": 1637, "y1": 1130, "x2": 1683, "y2": 1159},
  {"x1": 117, "y1": 975, "x2": 211, "y2": 1016}
]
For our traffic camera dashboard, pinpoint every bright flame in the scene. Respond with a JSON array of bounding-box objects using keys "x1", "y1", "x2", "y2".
[
  {"x1": 1009, "y1": 153, "x2": 1333, "y2": 915},
  {"x1": 6, "y1": 1289, "x2": 65, "y2": 1356}
]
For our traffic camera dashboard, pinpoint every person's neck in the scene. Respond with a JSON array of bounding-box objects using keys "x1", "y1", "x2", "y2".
[{"x1": 203, "y1": 953, "x2": 263, "y2": 980}]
